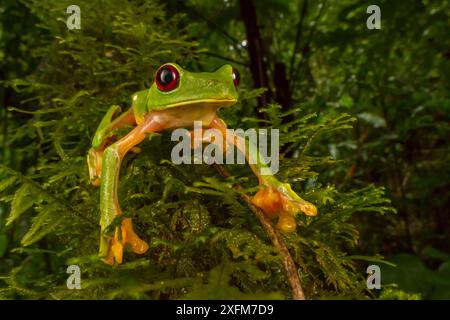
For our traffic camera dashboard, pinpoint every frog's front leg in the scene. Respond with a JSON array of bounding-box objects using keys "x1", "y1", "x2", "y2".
[
  {"x1": 88, "y1": 106, "x2": 137, "y2": 187},
  {"x1": 99, "y1": 115, "x2": 162, "y2": 265},
  {"x1": 209, "y1": 116, "x2": 317, "y2": 233}
]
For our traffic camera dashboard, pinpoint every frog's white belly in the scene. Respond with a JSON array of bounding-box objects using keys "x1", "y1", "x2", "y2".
[{"x1": 148, "y1": 102, "x2": 228, "y2": 130}]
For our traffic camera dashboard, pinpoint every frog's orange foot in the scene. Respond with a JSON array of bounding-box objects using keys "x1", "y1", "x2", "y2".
[
  {"x1": 251, "y1": 182, "x2": 317, "y2": 233},
  {"x1": 103, "y1": 218, "x2": 149, "y2": 265}
]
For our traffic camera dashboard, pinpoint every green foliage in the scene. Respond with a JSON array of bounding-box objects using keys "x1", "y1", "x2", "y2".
[
  {"x1": 7, "y1": 184, "x2": 35, "y2": 227},
  {"x1": 381, "y1": 248, "x2": 450, "y2": 299},
  {"x1": 1, "y1": 0, "x2": 447, "y2": 300},
  {"x1": 185, "y1": 262, "x2": 284, "y2": 300},
  {"x1": 378, "y1": 287, "x2": 421, "y2": 300}
]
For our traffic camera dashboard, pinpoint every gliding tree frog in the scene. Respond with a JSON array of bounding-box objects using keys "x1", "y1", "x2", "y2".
[{"x1": 87, "y1": 63, "x2": 317, "y2": 265}]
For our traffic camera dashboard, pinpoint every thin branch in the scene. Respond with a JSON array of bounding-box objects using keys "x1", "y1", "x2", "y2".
[
  {"x1": 176, "y1": 0, "x2": 240, "y2": 45},
  {"x1": 200, "y1": 51, "x2": 249, "y2": 67},
  {"x1": 176, "y1": 0, "x2": 247, "y2": 62},
  {"x1": 288, "y1": 0, "x2": 309, "y2": 83},
  {"x1": 215, "y1": 164, "x2": 306, "y2": 300}
]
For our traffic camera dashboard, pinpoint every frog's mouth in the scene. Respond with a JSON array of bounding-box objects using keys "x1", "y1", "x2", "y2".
[{"x1": 162, "y1": 98, "x2": 238, "y2": 110}]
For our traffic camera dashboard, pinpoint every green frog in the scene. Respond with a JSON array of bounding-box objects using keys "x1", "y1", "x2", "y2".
[{"x1": 87, "y1": 63, "x2": 317, "y2": 265}]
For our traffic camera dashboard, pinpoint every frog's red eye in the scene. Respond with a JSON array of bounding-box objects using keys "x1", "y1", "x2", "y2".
[
  {"x1": 155, "y1": 64, "x2": 180, "y2": 91},
  {"x1": 232, "y1": 67, "x2": 240, "y2": 87}
]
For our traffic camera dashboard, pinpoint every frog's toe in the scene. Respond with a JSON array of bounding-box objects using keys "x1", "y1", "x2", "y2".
[
  {"x1": 102, "y1": 232, "x2": 124, "y2": 265},
  {"x1": 277, "y1": 183, "x2": 317, "y2": 217},
  {"x1": 111, "y1": 235, "x2": 124, "y2": 264},
  {"x1": 130, "y1": 147, "x2": 141, "y2": 154},
  {"x1": 103, "y1": 251, "x2": 115, "y2": 265},
  {"x1": 101, "y1": 218, "x2": 149, "y2": 265},
  {"x1": 276, "y1": 214, "x2": 297, "y2": 233},
  {"x1": 121, "y1": 218, "x2": 149, "y2": 254},
  {"x1": 251, "y1": 182, "x2": 317, "y2": 233}
]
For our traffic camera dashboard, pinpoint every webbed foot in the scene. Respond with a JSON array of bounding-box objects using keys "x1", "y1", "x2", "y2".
[
  {"x1": 252, "y1": 181, "x2": 317, "y2": 233},
  {"x1": 102, "y1": 218, "x2": 149, "y2": 265}
]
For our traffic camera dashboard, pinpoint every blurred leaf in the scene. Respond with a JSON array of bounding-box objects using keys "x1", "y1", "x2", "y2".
[
  {"x1": 422, "y1": 246, "x2": 450, "y2": 262},
  {"x1": 382, "y1": 253, "x2": 450, "y2": 299},
  {"x1": 357, "y1": 112, "x2": 387, "y2": 129}
]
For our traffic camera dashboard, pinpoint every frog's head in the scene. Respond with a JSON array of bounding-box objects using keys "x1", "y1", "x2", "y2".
[{"x1": 146, "y1": 63, "x2": 239, "y2": 111}]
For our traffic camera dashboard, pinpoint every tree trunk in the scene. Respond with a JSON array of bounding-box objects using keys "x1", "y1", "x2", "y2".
[{"x1": 239, "y1": 0, "x2": 272, "y2": 109}]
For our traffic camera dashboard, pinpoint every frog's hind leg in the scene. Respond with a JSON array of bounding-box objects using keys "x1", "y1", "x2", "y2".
[
  {"x1": 99, "y1": 115, "x2": 163, "y2": 265},
  {"x1": 88, "y1": 106, "x2": 137, "y2": 187},
  {"x1": 208, "y1": 116, "x2": 317, "y2": 233}
]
